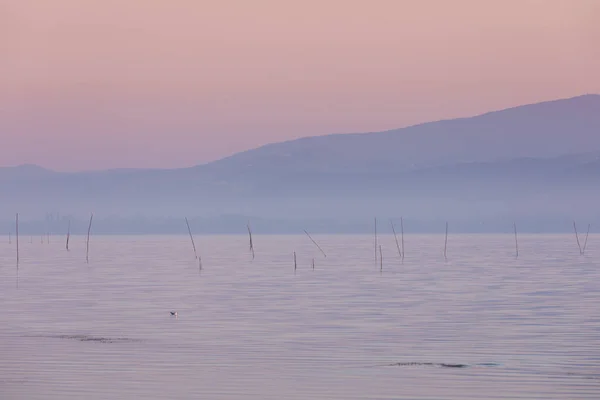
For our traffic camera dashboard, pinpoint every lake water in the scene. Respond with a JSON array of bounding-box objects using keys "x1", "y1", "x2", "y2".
[{"x1": 1, "y1": 234, "x2": 599, "y2": 399}]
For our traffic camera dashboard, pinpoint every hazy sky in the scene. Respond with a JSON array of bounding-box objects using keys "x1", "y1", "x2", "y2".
[{"x1": 1, "y1": 0, "x2": 599, "y2": 171}]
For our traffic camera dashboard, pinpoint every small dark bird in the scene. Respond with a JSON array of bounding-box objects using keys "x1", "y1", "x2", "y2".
[{"x1": 170, "y1": 311, "x2": 178, "y2": 317}]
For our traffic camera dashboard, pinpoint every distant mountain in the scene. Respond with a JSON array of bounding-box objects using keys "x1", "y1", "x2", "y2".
[
  {"x1": 0, "y1": 164, "x2": 56, "y2": 181},
  {"x1": 1, "y1": 94, "x2": 600, "y2": 231},
  {"x1": 201, "y1": 94, "x2": 600, "y2": 175}
]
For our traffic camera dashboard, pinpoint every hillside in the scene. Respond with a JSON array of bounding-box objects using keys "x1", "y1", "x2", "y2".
[
  {"x1": 201, "y1": 94, "x2": 600, "y2": 174},
  {"x1": 1, "y1": 94, "x2": 600, "y2": 231}
]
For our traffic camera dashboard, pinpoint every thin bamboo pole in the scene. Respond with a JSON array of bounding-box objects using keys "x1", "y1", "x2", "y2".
[
  {"x1": 582, "y1": 223, "x2": 591, "y2": 255},
  {"x1": 513, "y1": 222, "x2": 519, "y2": 258},
  {"x1": 86, "y1": 213, "x2": 93, "y2": 264},
  {"x1": 374, "y1": 217, "x2": 378, "y2": 265},
  {"x1": 390, "y1": 220, "x2": 402, "y2": 260},
  {"x1": 66, "y1": 219, "x2": 71, "y2": 251},
  {"x1": 185, "y1": 217, "x2": 198, "y2": 259},
  {"x1": 16, "y1": 213, "x2": 19, "y2": 265},
  {"x1": 247, "y1": 221, "x2": 255, "y2": 260},
  {"x1": 400, "y1": 217, "x2": 405, "y2": 262},
  {"x1": 444, "y1": 222, "x2": 448, "y2": 261},
  {"x1": 303, "y1": 230, "x2": 327, "y2": 258},
  {"x1": 573, "y1": 221, "x2": 582, "y2": 255}
]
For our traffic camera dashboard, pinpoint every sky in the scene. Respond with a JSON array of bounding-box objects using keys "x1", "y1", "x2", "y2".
[{"x1": 1, "y1": 0, "x2": 599, "y2": 171}]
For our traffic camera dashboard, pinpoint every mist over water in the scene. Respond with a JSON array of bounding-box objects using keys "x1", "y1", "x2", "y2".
[
  {"x1": 2, "y1": 3, "x2": 599, "y2": 398},
  {"x1": 1, "y1": 234, "x2": 599, "y2": 399}
]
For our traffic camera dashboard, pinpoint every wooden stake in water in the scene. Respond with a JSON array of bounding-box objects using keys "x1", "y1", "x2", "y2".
[
  {"x1": 444, "y1": 221, "x2": 448, "y2": 261},
  {"x1": 513, "y1": 222, "x2": 519, "y2": 258},
  {"x1": 379, "y1": 245, "x2": 383, "y2": 271},
  {"x1": 86, "y1": 213, "x2": 93, "y2": 264},
  {"x1": 247, "y1": 221, "x2": 255, "y2": 260},
  {"x1": 185, "y1": 217, "x2": 198, "y2": 260},
  {"x1": 582, "y1": 223, "x2": 591, "y2": 255},
  {"x1": 374, "y1": 217, "x2": 378, "y2": 265},
  {"x1": 294, "y1": 251, "x2": 297, "y2": 271},
  {"x1": 66, "y1": 219, "x2": 71, "y2": 251},
  {"x1": 303, "y1": 230, "x2": 327, "y2": 258},
  {"x1": 312, "y1": 258, "x2": 315, "y2": 270},
  {"x1": 16, "y1": 213, "x2": 19, "y2": 265},
  {"x1": 390, "y1": 220, "x2": 402, "y2": 260},
  {"x1": 573, "y1": 221, "x2": 583, "y2": 255},
  {"x1": 400, "y1": 217, "x2": 405, "y2": 262}
]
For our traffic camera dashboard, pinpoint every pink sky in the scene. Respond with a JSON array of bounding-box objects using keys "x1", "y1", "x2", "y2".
[{"x1": 1, "y1": 0, "x2": 599, "y2": 171}]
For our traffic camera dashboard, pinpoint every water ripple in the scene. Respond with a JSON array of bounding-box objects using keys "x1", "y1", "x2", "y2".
[{"x1": 1, "y1": 234, "x2": 599, "y2": 399}]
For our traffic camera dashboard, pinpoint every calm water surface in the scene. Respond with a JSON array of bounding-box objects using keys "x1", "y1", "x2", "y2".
[{"x1": 1, "y1": 234, "x2": 599, "y2": 399}]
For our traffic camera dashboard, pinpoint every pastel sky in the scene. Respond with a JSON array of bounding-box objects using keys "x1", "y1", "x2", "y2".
[{"x1": 1, "y1": 0, "x2": 599, "y2": 171}]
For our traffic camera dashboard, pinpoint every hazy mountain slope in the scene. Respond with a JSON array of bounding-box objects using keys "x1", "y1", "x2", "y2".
[
  {"x1": 1, "y1": 94, "x2": 600, "y2": 229},
  {"x1": 202, "y1": 94, "x2": 600, "y2": 174},
  {"x1": 0, "y1": 164, "x2": 57, "y2": 181}
]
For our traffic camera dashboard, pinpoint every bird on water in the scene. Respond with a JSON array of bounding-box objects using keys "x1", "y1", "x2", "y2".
[{"x1": 170, "y1": 311, "x2": 178, "y2": 317}]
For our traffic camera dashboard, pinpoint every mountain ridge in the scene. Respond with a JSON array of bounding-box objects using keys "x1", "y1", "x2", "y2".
[
  {"x1": 2, "y1": 93, "x2": 599, "y2": 175},
  {"x1": 200, "y1": 94, "x2": 600, "y2": 174},
  {"x1": 1, "y1": 94, "x2": 600, "y2": 228}
]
